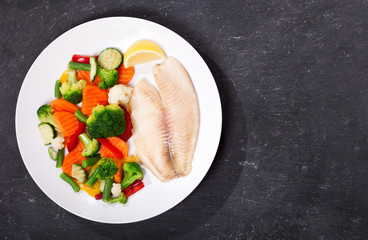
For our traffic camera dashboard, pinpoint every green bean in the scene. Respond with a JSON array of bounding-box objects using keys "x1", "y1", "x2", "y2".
[
  {"x1": 56, "y1": 148, "x2": 64, "y2": 168},
  {"x1": 102, "y1": 178, "x2": 113, "y2": 203},
  {"x1": 74, "y1": 109, "x2": 88, "y2": 124},
  {"x1": 54, "y1": 80, "x2": 62, "y2": 98},
  {"x1": 60, "y1": 173, "x2": 80, "y2": 192},
  {"x1": 85, "y1": 168, "x2": 100, "y2": 186},
  {"x1": 82, "y1": 154, "x2": 101, "y2": 168}
]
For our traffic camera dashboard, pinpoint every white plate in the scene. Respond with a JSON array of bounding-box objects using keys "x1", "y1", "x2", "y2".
[{"x1": 15, "y1": 17, "x2": 222, "y2": 223}]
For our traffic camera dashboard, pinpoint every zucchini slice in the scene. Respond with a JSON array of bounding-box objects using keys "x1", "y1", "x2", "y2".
[
  {"x1": 97, "y1": 48, "x2": 123, "y2": 70},
  {"x1": 71, "y1": 164, "x2": 86, "y2": 183},
  {"x1": 48, "y1": 147, "x2": 57, "y2": 160},
  {"x1": 90, "y1": 57, "x2": 97, "y2": 82},
  {"x1": 38, "y1": 123, "x2": 56, "y2": 145}
]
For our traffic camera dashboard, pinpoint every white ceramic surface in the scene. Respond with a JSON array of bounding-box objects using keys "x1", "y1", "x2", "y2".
[{"x1": 15, "y1": 17, "x2": 222, "y2": 223}]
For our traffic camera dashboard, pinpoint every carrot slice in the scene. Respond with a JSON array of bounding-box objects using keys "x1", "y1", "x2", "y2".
[
  {"x1": 52, "y1": 111, "x2": 79, "y2": 137},
  {"x1": 62, "y1": 148, "x2": 87, "y2": 176},
  {"x1": 77, "y1": 70, "x2": 102, "y2": 86},
  {"x1": 64, "y1": 123, "x2": 86, "y2": 152},
  {"x1": 50, "y1": 99, "x2": 78, "y2": 113},
  {"x1": 99, "y1": 137, "x2": 128, "y2": 159},
  {"x1": 81, "y1": 85, "x2": 108, "y2": 116},
  {"x1": 75, "y1": 138, "x2": 86, "y2": 152},
  {"x1": 112, "y1": 159, "x2": 123, "y2": 183},
  {"x1": 117, "y1": 65, "x2": 135, "y2": 84}
]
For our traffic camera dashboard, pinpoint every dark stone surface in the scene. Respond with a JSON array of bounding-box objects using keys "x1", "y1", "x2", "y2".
[{"x1": 1, "y1": 0, "x2": 368, "y2": 239}]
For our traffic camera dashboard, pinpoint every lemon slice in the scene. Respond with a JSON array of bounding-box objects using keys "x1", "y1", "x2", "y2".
[{"x1": 123, "y1": 40, "x2": 166, "y2": 68}]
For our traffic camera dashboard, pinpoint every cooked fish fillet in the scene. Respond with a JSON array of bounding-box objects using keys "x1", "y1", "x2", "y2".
[
  {"x1": 152, "y1": 57, "x2": 200, "y2": 176},
  {"x1": 130, "y1": 79, "x2": 176, "y2": 182}
]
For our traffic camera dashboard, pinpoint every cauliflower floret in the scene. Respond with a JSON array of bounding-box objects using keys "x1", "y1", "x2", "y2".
[
  {"x1": 111, "y1": 183, "x2": 122, "y2": 198},
  {"x1": 50, "y1": 132, "x2": 64, "y2": 149},
  {"x1": 108, "y1": 84, "x2": 133, "y2": 110},
  {"x1": 99, "y1": 180, "x2": 105, "y2": 192}
]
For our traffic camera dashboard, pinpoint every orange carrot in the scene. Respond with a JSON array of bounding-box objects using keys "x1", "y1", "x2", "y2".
[
  {"x1": 75, "y1": 139, "x2": 85, "y2": 152},
  {"x1": 50, "y1": 99, "x2": 78, "y2": 113},
  {"x1": 99, "y1": 137, "x2": 128, "y2": 159},
  {"x1": 52, "y1": 111, "x2": 79, "y2": 137},
  {"x1": 77, "y1": 70, "x2": 102, "y2": 86},
  {"x1": 62, "y1": 148, "x2": 87, "y2": 176},
  {"x1": 81, "y1": 85, "x2": 108, "y2": 116},
  {"x1": 117, "y1": 65, "x2": 135, "y2": 84},
  {"x1": 112, "y1": 159, "x2": 123, "y2": 183}
]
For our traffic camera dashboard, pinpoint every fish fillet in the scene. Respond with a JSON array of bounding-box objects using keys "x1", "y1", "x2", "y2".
[
  {"x1": 153, "y1": 57, "x2": 200, "y2": 176},
  {"x1": 130, "y1": 79, "x2": 176, "y2": 182}
]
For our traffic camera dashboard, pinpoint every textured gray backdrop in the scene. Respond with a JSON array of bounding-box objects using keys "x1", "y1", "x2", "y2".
[{"x1": 1, "y1": 0, "x2": 368, "y2": 239}]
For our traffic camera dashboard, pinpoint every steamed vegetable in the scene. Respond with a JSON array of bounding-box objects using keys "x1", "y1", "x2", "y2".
[
  {"x1": 81, "y1": 85, "x2": 108, "y2": 116},
  {"x1": 61, "y1": 145, "x2": 87, "y2": 175},
  {"x1": 110, "y1": 192, "x2": 127, "y2": 204},
  {"x1": 56, "y1": 148, "x2": 65, "y2": 168},
  {"x1": 68, "y1": 61, "x2": 119, "y2": 89},
  {"x1": 85, "y1": 158, "x2": 117, "y2": 186},
  {"x1": 121, "y1": 162, "x2": 143, "y2": 190},
  {"x1": 50, "y1": 132, "x2": 65, "y2": 150},
  {"x1": 78, "y1": 133, "x2": 100, "y2": 157},
  {"x1": 89, "y1": 57, "x2": 97, "y2": 81},
  {"x1": 37, "y1": 104, "x2": 58, "y2": 130},
  {"x1": 50, "y1": 98, "x2": 78, "y2": 113},
  {"x1": 102, "y1": 178, "x2": 113, "y2": 203},
  {"x1": 72, "y1": 54, "x2": 98, "y2": 64},
  {"x1": 38, "y1": 123, "x2": 56, "y2": 145},
  {"x1": 81, "y1": 154, "x2": 101, "y2": 168},
  {"x1": 74, "y1": 109, "x2": 88, "y2": 123},
  {"x1": 125, "y1": 181, "x2": 144, "y2": 197},
  {"x1": 54, "y1": 80, "x2": 62, "y2": 98},
  {"x1": 64, "y1": 122, "x2": 86, "y2": 152},
  {"x1": 98, "y1": 48, "x2": 123, "y2": 70},
  {"x1": 86, "y1": 104, "x2": 126, "y2": 138},
  {"x1": 60, "y1": 69, "x2": 86, "y2": 104},
  {"x1": 71, "y1": 163, "x2": 86, "y2": 182},
  {"x1": 98, "y1": 137, "x2": 125, "y2": 159},
  {"x1": 117, "y1": 65, "x2": 135, "y2": 84},
  {"x1": 60, "y1": 173, "x2": 80, "y2": 192},
  {"x1": 97, "y1": 67, "x2": 119, "y2": 89},
  {"x1": 52, "y1": 111, "x2": 79, "y2": 137},
  {"x1": 48, "y1": 147, "x2": 57, "y2": 160}
]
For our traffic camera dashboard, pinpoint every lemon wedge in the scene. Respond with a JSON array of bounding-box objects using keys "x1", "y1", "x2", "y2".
[{"x1": 123, "y1": 40, "x2": 166, "y2": 68}]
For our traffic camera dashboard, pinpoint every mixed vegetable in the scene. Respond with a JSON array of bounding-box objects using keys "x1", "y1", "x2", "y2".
[{"x1": 36, "y1": 47, "x2": 142, "y2": 205}]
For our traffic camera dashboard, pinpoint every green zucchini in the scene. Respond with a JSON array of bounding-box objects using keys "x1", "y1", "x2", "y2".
[
  {"x1": 71, "y1": 164, "x2": 86, "y2": 183},
  {"x1": 48, "y1": 147, "x2": 57, "y2": 160},
  {"x1": 38, "y1": 123, "x2": 56, "y2": 145},
  {"x1": 98, "y1": 48, "x2": 123, "y2": 70},
  {"x1": 90, "y1": 57, "x2": 97, "y2": 82}
]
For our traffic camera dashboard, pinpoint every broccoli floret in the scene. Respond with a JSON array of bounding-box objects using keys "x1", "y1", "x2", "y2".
[
  {"x1": 95, "y1": 158, "x2": 118, "y2": 180},
  {"x1": 78, "y1": 133, "x2": 100, "y2": 157},
  {"x1": 60, "y1": 80, "x2": 86, "y2": 104},
  {"x1": 121, "y1": 162, "x2": 143, "y2": 190},
  {"x1": 37, "y1": 104, "x2": 58, "y2": 130},
  {"x1": 86, "y1": 104, "x2": 126, "y2": 138},
  {"x1": 109, "y1": 192, "x2": 127, "y2": 204},
  {"x1": 97, "y1": 67, "x2": 119, "y2": 90}
]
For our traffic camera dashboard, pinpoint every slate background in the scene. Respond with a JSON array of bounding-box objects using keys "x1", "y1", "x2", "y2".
[{"x1": 1, "y1": 0, "x2": 368, "y2": 239}]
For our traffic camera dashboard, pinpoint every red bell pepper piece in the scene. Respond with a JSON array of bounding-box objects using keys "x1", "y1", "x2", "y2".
[
  {"x1": 122, "y1": 179, "x2": 143, "y2": 192},
  {"x1": 119, "y1": 106, "x2": 132, "y2": 142},
  {"x1": 125, "y1": 182, "x2": 145, "y2": 197},
  {"x1": 64, "y1": 122, "x2": 86, "y2": 152},
  {"x1": 94, "y1": 193, "x2": 103, "y2": 200},
  {"x1": 72, "y1": 54, "x2": 98, "y2": 64},
  {"x1": 97, "y1": 138, "x2": 124, "y2": 159}
]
